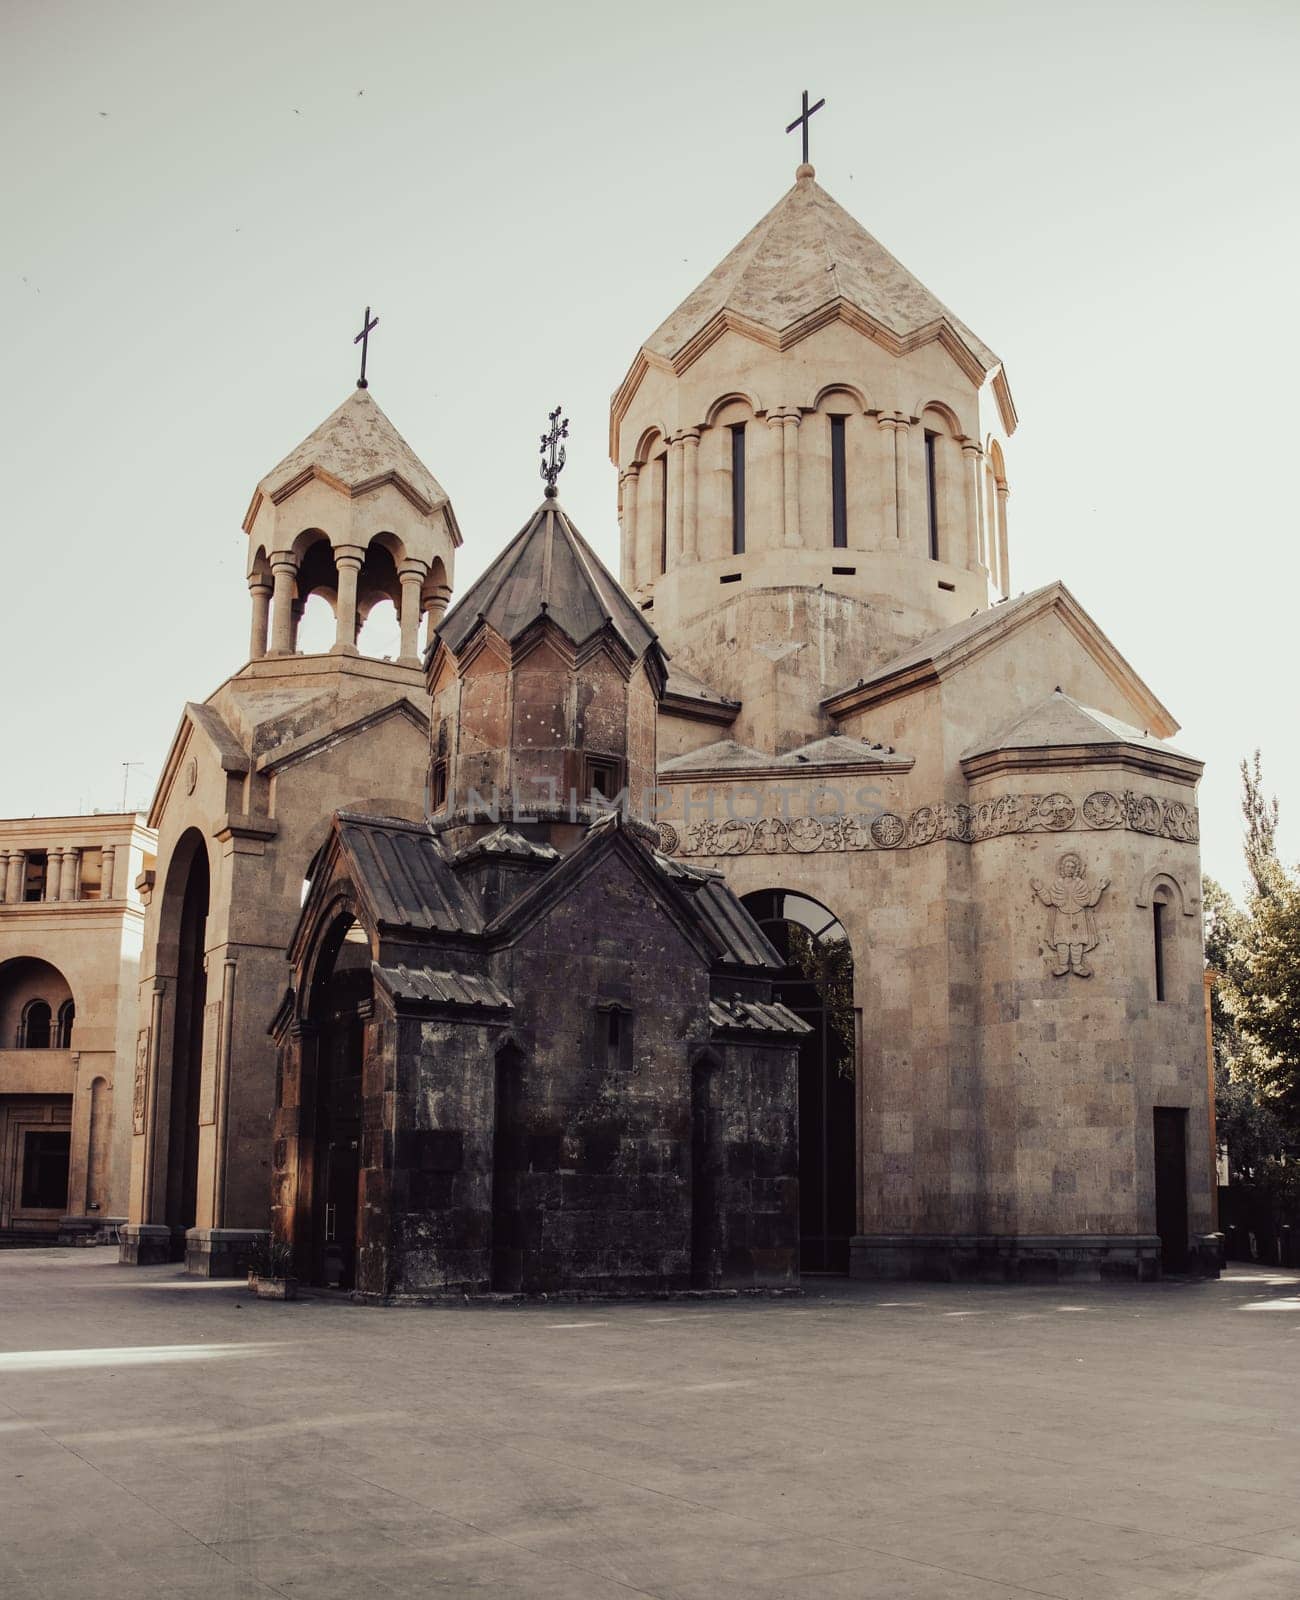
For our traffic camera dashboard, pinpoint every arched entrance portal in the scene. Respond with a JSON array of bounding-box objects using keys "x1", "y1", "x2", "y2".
[
  {"x1": 166, "y1": 840, "x2": 209, "y2": 1234},
  {"x1": 305, "y1": 914, "x2": 371, "y2": 1289},
  {"x1": 743, "y1": 890, "x2": 856, "y2": 1273}
]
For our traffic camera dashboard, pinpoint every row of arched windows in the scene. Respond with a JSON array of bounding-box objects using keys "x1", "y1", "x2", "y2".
[
  {"x1": 626, "y1": 394, "x2": 1009, "y2": 587},
  {"x1": 16, "y1": 998, "x2": 74, "y2": 1049}
]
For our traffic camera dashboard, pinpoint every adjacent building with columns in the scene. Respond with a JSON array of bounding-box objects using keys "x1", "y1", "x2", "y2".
[
  {"x1": 618, "y1": 163, "x2": 1215, "y2": 1280},
  {"x1": 0, "y1": 812, "x2": 154, "y2": 1241},
  {"x1": 119, "y1": 386, "x2": 459, "y2": 1275}
]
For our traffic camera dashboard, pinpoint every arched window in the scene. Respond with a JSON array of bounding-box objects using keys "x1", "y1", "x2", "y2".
[
  {"x1": 19, "y1": 999, "x2": 52, "y2": 1050},
  {"x1": 1152, "y1": 888, "x2": 1170, "y2": 1003},
  {"x1": 56, "y1": 999, "x2": 75, "y2": 1048}
]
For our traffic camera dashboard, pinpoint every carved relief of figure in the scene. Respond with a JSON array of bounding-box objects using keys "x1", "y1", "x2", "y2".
[{"x1": 1032, "y1": 852, "x2": 1109, "y2": 977}]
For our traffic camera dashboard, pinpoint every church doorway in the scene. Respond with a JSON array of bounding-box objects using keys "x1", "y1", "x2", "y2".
[
  {"x1": 742, "y1": 891, "x2": 856, "y2": 1273},
  {"x1": 1153, "y1": 1107, "x2": 1189, "y2": 1273},
  {"x1": 164, "y1": 836, "x2": 209, "y2": 1238},
  {"x1": 305, "y1": 916, "x2": 371, "y2": 1289}
]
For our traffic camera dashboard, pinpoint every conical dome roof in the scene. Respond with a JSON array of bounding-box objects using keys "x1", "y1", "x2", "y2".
[
  {"x1": 254, "y1": 388, "x2": 452, "y2": 515},
  {"x1": 643, "y1": 168, "x2": 999, "y2": 378},
  {"x1": 438, "y1": 497, "x2": 660, "y2": 663}
]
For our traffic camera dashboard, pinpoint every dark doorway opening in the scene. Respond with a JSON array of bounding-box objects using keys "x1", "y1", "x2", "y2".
[
  {"x1": 166, "y1": 843, "x2": 209, "y2": 1238},
  {"x1": 743, "y1": 890, "x2": 856, "y2": 1273},
  {"x1": 21, "y1": 1130, "x2": 70, "y2": 1210},
  {"x1": 1153, "y1": 1107, "x2": 1189, "y2": 1272},
  {"x1": 308, "y1": 918, "x2": 370, "y2": 1290},
  {"x1": 491, "y1": 1045, "x2": 524, "y2": 1293}
]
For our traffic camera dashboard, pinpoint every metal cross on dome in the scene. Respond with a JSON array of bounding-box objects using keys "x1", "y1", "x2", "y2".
[
  {"x1": 539, "y1": 405, "x2": 569, "y2": 496},
  {"x1": 354, "y1": 305, "x2": 379, "y2": 389},
  {"x1": 785, "y1": 89, "x2": 826, "y2": 166}
]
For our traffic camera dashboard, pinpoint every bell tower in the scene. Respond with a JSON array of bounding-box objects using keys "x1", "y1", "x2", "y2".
[
  {"x1": 243, "y1": 387, "x2": 459, "y2": 668},
  {"x1": 609, "y1": 158, "x2": 1016, "y2": 752}
]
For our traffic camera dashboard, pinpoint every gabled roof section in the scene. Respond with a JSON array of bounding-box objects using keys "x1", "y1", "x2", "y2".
[
  {"x1": 438, "y1": 498, "x2": 660, "y2": 667},
  {"x1": 661, "y1": 663, "x2": 741, "y2": 725},
  {"x1": 449, "y1": 826, "x2": 560, "y2": 866},
  {"x1": 776, "y1": 735, "x2": 913, "y2": 772},
  {"x1": 148, "y1": 702, "x2": 249, "y2": 827},
  {"x1": 373, "y1": 965, "x2": 512, "y2": 1013},
  {"x1": 246, "y1": 388, "x2": 454, "y2": 526},
  {"x1": 642, "y1": 170, "x2": 999, "y2": 382},
  {"x1": 334, "y1": 813, "x2": 483, "y2": 935},
  {"x1": 660, "y1": 739, "x2": 770, "y2": 774},
  {"x1": 709, "y1": 995, "x2": 811, "y2": 1039},
  {"x1": 961, "y1": 690, "x2": 1201, "y2": 784},
  {"x1": 821, "y1": 582, "x2": 1179, "y2": 739}
]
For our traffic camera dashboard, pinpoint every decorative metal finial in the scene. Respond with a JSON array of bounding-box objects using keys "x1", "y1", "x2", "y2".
[
  {"x1": 539, "y1": 405, "x2": 569, "y2": 497},
  {"x1": 353, "y1": 305, "x2": 379, "y2": 389},
  {"x1": 785, "y1": 88, "x2": 826, "y2": 168}
]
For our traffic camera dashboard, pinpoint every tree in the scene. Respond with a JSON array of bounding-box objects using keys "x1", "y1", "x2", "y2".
[{"x1": 1207, "y1": 753, "x2": 1300, "y2": 1179}]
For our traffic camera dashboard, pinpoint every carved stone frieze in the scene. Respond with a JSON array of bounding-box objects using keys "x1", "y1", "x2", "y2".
[{"x1": 656, "y1": 789, "x2": 1198, "y2": 858}]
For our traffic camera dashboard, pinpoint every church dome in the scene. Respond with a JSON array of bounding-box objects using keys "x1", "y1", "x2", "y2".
[{"x1": 642, "y1": 166, "x2": 1000, "y2": 381}]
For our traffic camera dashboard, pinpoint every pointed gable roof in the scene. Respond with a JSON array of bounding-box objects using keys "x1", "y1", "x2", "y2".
[
  {"x1": 437, "y1": 497, "x2": 660, "y2": 664},
  {"x1": 246, "y1": 388, "x2": 455, "y2": 525},
  {"x1": 960, "y1": 690, "x2": 1201, "y2": 783},
  {"x1": 820, "y1": 582, "x2": 1180, "y2": 740},
  {"x1": 643, "y1": 170, "x2": 1000, "y2": 380}
]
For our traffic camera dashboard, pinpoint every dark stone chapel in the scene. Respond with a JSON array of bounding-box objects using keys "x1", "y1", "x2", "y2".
[{"x1": 270, "y1": 479, "x2": 808, "y2": 1297}]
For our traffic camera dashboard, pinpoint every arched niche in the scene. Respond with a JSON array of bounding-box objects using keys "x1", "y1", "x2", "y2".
[
  {"x1": 0, "y1": 957, "x2": 75, "y2": 1049},
  {"x1": 154, "y1": 826, "x2": 211, "y2": 1232}
]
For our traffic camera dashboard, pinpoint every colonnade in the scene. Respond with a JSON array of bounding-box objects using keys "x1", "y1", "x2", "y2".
[
  {"x1": 0, "y1": 845, "x2": 123, "y2": 904},
  {"x1": 248, "y1": 547, "x2": 452, "y2": 664}
]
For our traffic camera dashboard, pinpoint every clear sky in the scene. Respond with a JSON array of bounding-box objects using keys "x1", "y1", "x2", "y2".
[{"x1": 2, "y1": 0, "x2": 1296, "y2": 896}]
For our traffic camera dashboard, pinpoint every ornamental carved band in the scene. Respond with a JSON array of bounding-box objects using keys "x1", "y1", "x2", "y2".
[{"x1": 656, "y1": 789, "x2": 1198, "y2": 859}]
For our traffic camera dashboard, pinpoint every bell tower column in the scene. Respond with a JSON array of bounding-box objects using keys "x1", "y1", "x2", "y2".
[
  {"x1": 268, "y1": 557, "x2": 298, "y2": 655},
  {"x1": 398, "y1": 561, "x2": 427, "y2": 664},
  {"x1": 332, "y1": 545, "x2": 364, "y2": 654},
  {"x1": 620, "y1": 465, "x2": 640, "y2": 585},
  {"x1": 248, "y1": 577, "x2": 272, "y2": 660}
]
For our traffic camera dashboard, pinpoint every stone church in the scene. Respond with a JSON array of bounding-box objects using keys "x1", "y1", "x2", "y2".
[{"x1": 109, "y1": 149, "x2": 1214, "y2": 1287}]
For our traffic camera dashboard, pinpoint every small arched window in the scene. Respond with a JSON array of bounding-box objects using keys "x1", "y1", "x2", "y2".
[
  {"x1": 19, "y1": 999, "x2": 52, "y2": 1049},
  {"x1": 57, "y1": 999, "x2": 75, "y2": 1048},
  {"x1": 1152, "y1": 889, "x2": 1170, "y2": 1003}
]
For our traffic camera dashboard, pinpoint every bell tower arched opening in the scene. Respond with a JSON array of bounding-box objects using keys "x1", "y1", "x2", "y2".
[{"x1": 742, "y1": 890, "x2": 856, "y2": 1273}]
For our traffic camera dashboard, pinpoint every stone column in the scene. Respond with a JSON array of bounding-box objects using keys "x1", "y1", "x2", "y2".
[
  {"x1": 667, "y1": 436, "x2": 686, "y2": 567},
  {"x1": 0, "y1": 851, "x2": 8, "y2": 905},
  {"x1": 248, "y1": 578, "x2": 272, "y2": 661},
  {"x1": 332, "y1": 546, "x2": 364, "y2": 654},
  {"x1": 60, "y1": 847, "x2": 80, "y2": 901},
  {"x1": 100, "y1": 845, "x2": 116, "y2": 901},
  {"x1": 892, "y1": 417, "x2": 911, "y2": 547},
  {"x1": 398, "y1": 563, "x2": 426, "y2": 664},
  {"x1": 620, "y1": 465, "x2": 640, "y2": 587},
  {"x1": 45, "y1": 848, "x2": 64, "y2": 902},
  {"x1": 423, "y1": 589, "x2": 451, "y2": 655},
  {"x1": 961, "y1": 443, "x2": 983, "y2": 571},
  {"x1": 4, "y1": 852, "x2": 23, "y2": 904},
  {"x1": 995, "y1": 480, "x2": 1011, "y2": 596},
  {"x1": 268, "y1": 557, "x2": 298, "y2": 655},
  {"x1": 680, "y1": 433, "x2": 700, "y2": 561},
  {"x1": 780, "y1": 414, "x2": 801, "y2": 547}
]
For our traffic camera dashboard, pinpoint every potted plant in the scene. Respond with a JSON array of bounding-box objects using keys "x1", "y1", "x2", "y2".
[{"x1": 247, "y1": 1235, "x2": 298, "y2": 1300}]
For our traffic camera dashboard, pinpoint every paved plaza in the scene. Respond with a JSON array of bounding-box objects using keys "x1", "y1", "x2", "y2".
[{"x1": 1, "y1": 1253, "x2": 1298, "y2": 1599}]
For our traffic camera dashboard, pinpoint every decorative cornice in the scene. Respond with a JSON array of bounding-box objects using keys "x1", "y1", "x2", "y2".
[
  {"x1": 961, "y1": 742, "x2": 1202, "y2": 787},
  {"x1": 656, "y1": 788, "x2": 1199, "y2": 859},
  {"x1": 609, "y1": 301, "x2": 994, "y2": 465}
]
